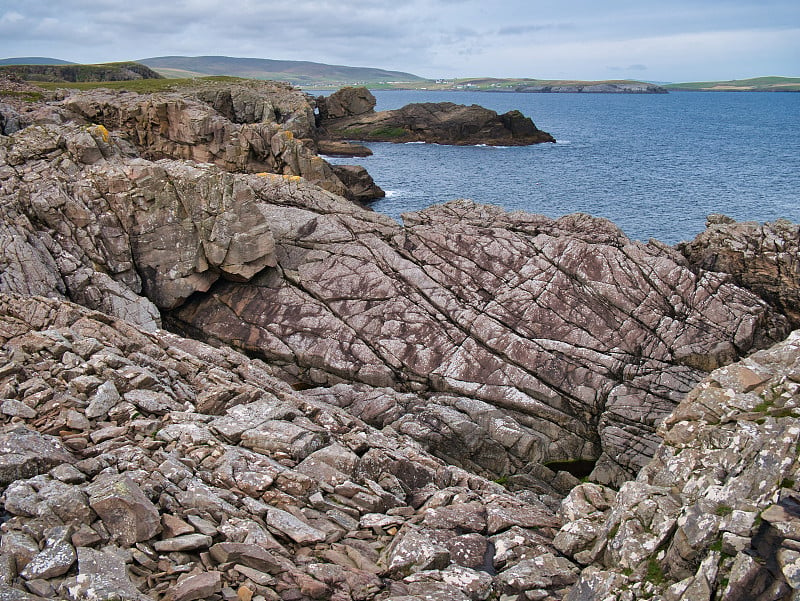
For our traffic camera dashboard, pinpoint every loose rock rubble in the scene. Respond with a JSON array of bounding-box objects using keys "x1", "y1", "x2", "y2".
[
  {"x1": 0, "y1": 293, "x2": 581, "y2": 600},
  {"x1": 556, "y1": 329, "x2": 800, "y2": 600}
]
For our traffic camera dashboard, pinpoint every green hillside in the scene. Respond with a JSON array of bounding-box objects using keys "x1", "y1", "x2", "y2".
[
  {"x1": 0, "y1": 61, "x2": 163, "y2": 83},
  {"x1": 0, "y1": 57, "x2": 76, "y2": 66},
  {"x1": 138, "y1": 56, "x2": 425, "y2": 86},
  {"x1": 666, "y1": 76, "x2": 800, "y2": 91}
]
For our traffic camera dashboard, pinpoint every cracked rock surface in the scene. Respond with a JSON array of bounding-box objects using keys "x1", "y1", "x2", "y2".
[{"x1": 557, "y1": 329, "x2": 800, "y2": 600}]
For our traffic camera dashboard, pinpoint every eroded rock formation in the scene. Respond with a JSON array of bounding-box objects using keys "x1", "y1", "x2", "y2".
[
  {"x1": 556, "y1": 329, "x2": 800, "y2": 600},
  {"x1": 317, "y1": 86, "x2": 556, "y2": 145},
  {"x1": 2, "y1": 76, "x2": 800, "y2": 600},
  {"x1": 680, "y1": 214, "x2": 800, "y2": 328}
]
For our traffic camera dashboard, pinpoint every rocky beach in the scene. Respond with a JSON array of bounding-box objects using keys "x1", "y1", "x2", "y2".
[{"x1": 0, "y1": 75, "x2": 799, "y2": 601}]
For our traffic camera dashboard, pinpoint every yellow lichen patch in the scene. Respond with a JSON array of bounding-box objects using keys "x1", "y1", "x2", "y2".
[
  {"x1": 92, "y1": 124, "x2": 110, "y2": 143},
  {"x1": 284, "y1": 131, "x2": 294, "y2": 140},
  {"x1": 282, "y1": 175, "x2": 303, "y2": 183}
]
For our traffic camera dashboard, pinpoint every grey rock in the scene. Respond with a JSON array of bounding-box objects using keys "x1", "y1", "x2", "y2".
[
  {"x1": 153, "y1": 534, "x2": 212, "y2": 552},
  {"x1": 265, "y1": 507, "x2": 326, "y2": 545},
  {"x1": 85, "y1": 381, "x2": 121, "y2": 420},
  {"x1": 170, "y1": 571, "x2": 222, "y2": 601},
  {"x1": 65, "y1": 546, "x2": 151, "y2": 601},
  {"x1": 0, "y1": 400, "x2": 35, "y2": 419},
  {"x1": 20, "y1": 527, "x2": 76, "y2": 580},
  {"x1": 0, "y1": 428, "x2": 75, "y2": 485},
  {"x1": 86, "y1": 473, "x2": 161, "y2": 546}
]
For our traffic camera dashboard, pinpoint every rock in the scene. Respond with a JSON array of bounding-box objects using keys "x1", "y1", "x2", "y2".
[
  {"x1": 318, "y1": 89, "x2": 555, "y2": 146},
  {"x1": 316, "y1": 140, "x2": 372, "y2": 157},
  {"x1": 0, "y1": 428, "x2": 75, "y2": 485},
  {"x1": 84, "y1": 381, "x2": 121, "y2": 419},
  {"x1": 497, "y1": 554, "x2": 579, "y2": 593},
  {"x1": 209, "y1": 543, "x2": 287, "y2": 574},
  {"x1": 170, "y1": 571, "x2": 222, "y2": 601},
  {"x1": 171, "y1": 199, "x2": 789, "y2": 486},
  {"x1": 87, "y1": 473, "x2": 161, "y2": 546},
  {"x1": 19, "y1": 527, "x2": 76, "y2": 580},
  {"x1": 680, "y1": 216, "x2": 800, "y2": 327},
  {"x1": 265, "y1": 507, "x2": 327, "y2": 545},
  {"x1": 559, "y1": 329, "x2": 800, "y2": 598},
  {"x1": 0, "y1": 400, "x2": 35, "y2": 419},
  {"x1": 381, "y1": 526, "x2": 451, "y2": 577},
  {"x1": 0, "y1": 584, "x2": 49, "y2": 601},
  {"x1": 330, "y1": 164, "x2": 385, "y2": 203},
  {"x1": 317, "y1": 87, "x2": 377, "y2": 120},
  {"x1": 65, "y1": 546, "x2": 151, "y2": 601},
  {"x1": 153, "y1": 534, "x2": 213, "y2": 552}
]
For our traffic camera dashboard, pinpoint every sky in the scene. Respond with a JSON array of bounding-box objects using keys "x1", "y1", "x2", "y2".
[{"x1": 1, "y1": 0, "x2": 798, "y2": 82}]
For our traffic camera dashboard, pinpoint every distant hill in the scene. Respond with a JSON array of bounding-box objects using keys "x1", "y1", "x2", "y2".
[
  {"x1": 0, "y1": 62, "x2": 163, "y2": 83},
  {"x1": 665, "y1": 76, "x2": 800, "y2": 92},
  {"x1": 0, "y1": 57, "x2": 76, "y2": 66},
  {"x1": 138, "y1": 56, "x2": 425, "y2": 86}
]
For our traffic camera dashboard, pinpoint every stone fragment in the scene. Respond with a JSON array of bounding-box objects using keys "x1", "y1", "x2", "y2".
[
  {"x1": 0, "y1": 428, "x2": 75, "y2": 485},
  {"x1": 1, "y1": 400, "x2": 35, "y2": 419},
  {"x1": 65, "y1": 546, "x2": 150, "y2": 601},
  {"x1": 87, "y1": 473, "x2": 161, "y2": 546},
  {"x1": 497, "y1": 554, "x2": 579, "y2": 593},
  {"x1": 20, "y1": 527, "x2": 76, "y2": 580},
  {"x1": 170, "y1": 571, "x2": 222, "y2": 601},
  {"x1": 209, "y1": 543, "x2": 287, "y2": 574},
  {"x1": 153, "y1": 534, "x2": 213, "y2": 552},
  {"x1": 85, "y1": 381, "x2": 121, "y2": 419},
  {"x1": 382, "y1": 526, "x2": 451, "y2": 577},
  {"x1": 265, "y1": 507, "x2": 326, "y2": 545}
]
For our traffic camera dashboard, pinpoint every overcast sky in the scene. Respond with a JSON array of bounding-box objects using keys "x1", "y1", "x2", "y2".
[{"x1": 1, "y1": 0, "x2": 798, "y2": 82}]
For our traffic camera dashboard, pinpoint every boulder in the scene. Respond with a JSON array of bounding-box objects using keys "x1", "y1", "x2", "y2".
[
  {"x1": 317, "y1": 87, "x2": 377, "y2": 120},
  {"x1": 86, "y1": 474, "x2": 161, "y2": 546}
]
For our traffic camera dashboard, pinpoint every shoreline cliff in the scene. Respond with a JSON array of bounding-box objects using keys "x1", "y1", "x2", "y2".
[{"x1": 0, "y1": 76, "x2": 799, "y2": 600}]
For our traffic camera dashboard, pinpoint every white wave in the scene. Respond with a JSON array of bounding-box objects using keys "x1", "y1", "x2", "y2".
[
  {"x1": 384, "y1": 190, "x2": 401, "y2": 197},
  {"x1": 556, "y1": 140, "x2": 572, "y2": 145}
]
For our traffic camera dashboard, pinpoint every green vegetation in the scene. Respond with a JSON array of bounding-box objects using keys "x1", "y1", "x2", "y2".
[
  {"x1": 139, "y1": 55, "x2": 425, "y2": 88},
  {"x1": 780, "y1": 478, "x2": 796, "y2": 489},
  {"x1": 0, "y1": 61, "x2": 163, "y2": 84},
  {"x1": 714, "y1": 504, "x2": 733, "y2": 517},
  {"x1": 665, "y1": 76, "x2": 800, "y2": 92},
  {"x1": 0, "y1": 89, "x2": 43, "y2": 102},
  {"x1": 368, "y1": 126, "x2": 407, "y2": 139},
  {"x1": 645, "y1": 557, "x2": 665, "y2": 585},
  {"x1": 35, "y1": 75, "x2": 244, "y2": 94}
]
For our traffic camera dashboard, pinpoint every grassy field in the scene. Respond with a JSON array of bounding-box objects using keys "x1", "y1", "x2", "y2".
[
  {"x1": 33, "y1": 75, "x2": 245, "y2": 94},
  {"x1": 665, "y1": 76, "x2": 800, "y2": 91}
]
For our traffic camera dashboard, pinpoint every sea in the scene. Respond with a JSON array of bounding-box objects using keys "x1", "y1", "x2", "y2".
[{"x1": 321, "y1": 90, "x2": 800, "y2": 245}]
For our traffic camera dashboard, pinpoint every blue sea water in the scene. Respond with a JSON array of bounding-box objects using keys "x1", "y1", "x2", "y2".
[{"x1": 323, "y1": 90, "x2": 800, "y2": 245}]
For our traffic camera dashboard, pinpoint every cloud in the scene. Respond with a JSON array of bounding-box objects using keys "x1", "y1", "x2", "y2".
[{"x1": 0, "y1": 0, "x2": 797, "y2": 80}]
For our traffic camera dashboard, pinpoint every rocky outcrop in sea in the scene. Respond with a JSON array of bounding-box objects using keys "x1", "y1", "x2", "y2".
[
  {"x1": 1, "y1": 76, "x2": 799, "y2": 600},
  {"x1": 316, "y1": 87, "x2": 556, "y2": 146}
]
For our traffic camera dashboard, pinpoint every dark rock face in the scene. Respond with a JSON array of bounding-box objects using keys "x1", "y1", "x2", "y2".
[
  {"x1": 318, "y1": 86, "x2": 555, "y2": 145},
  {"x1": 316, "y1": 86, "x2": 377, "y2": 119},
  {"x1": 680, "y1": 215, "x2": 800, "y2": 328}
]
